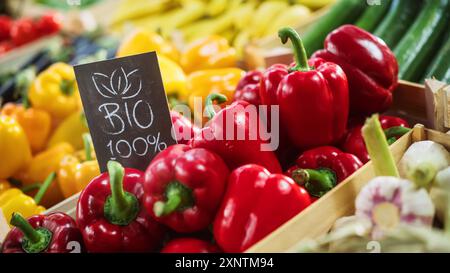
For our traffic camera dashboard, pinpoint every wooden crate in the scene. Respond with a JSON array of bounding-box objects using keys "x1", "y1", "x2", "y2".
[{"x1": 247, "y1": 124, "x2": 450, "y2": 252}]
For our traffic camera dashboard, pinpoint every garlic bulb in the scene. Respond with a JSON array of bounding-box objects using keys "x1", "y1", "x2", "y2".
[
  {"x1": 355, "y1": 177, "x2": 435, "y2": 239},
  {"x1": 398, "y1": 141, "x2": 450, "y2": 188},
  {"x1": 430, "y1": 167, "x2": 450, "y2": 222}
]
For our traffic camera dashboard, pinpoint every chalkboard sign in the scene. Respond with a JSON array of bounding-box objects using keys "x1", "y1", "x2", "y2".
[{"x1": 74, "y1": 52, "x2": 176, "y2": 172}]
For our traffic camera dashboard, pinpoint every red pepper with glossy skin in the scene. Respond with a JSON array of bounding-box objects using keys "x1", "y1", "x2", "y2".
[
  {"x1": 275, "y1": 27, "x2": 349, "y2": 150},
  {"x1": 286, "y1": 146, "x2": 363, "y2": 200},
  {"x1": 233, "y1": 70, "x2": 262, "y2": 105},
  {"x1": 259, "y1": 63, "x2": 301, "y2": 169},
  {"x1": 311, "y1": 25, "x2": 398, "y2": 115},
  {"x1": 260, "y1": 64, "x2": 288, "y2": 107},
  {"x1": 190, "y1": 93, "x2": 282, "y2": 174},
  {"x1": 2, "y1": 212, "x2": 84, "y2": 253},
  {"x1": 0, "y1": 15, "x2": 12, "y2": 41},
  {"x1": 76, "y1": 161, "x2": 165, "y2": 252},
  {"x1": 144, "y1": 144, "x2": 229, "y2": 233},
  {"x1": 342, "y1": 115, "x2": 410, "y2": 163},
  {"x1": 161, "y1": 238, "x2": 220, "y2": 253},
  {"x1": 171, "y1": 111, "x2": 200, "y2": 145},
  {"x1": 214, "y1": 164, "x2": 311, "y2": 253}
]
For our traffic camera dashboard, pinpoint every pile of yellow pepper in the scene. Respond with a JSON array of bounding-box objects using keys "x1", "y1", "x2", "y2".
[
  {"x1": 0, "y1": 28, "x2": 245, "y2": 224},
  {"x1": 116, "y1": 29, "x2": 245, "y2": 120},
  {"x1": 0, "y1": 63, "x2": 100, "y2": 224}
]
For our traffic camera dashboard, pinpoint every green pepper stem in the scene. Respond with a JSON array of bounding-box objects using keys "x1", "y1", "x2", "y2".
[
  {"x1": 362, "y1": 114, "x2": 399, "y2": 177},
  {"x1": 60, "y1": 79, "x2": 75, "y2": 96},
  {"x1": 291, "y1": 168, "x2": 337, "y2": 198},
  {"x1": 278, "y1": 27, "x2": 310, "y2": 72},
  {"x1": 82, "y1": 133, "x2": 93, "y2": 161},
  {"x1": 10, "y1": 213, "x2": 41, "y2": 244},
  {"x1": 153, "y1": 181, "x2": 194, "y2": 217},
  {"x1": 108, "y1": 161, "x2": 129, "y2": 211},
  {"x1": 21, "y1": 183, "x2": 42, "y2": 193},
  {"x1": 33, "y1": 172, "x2": 56, "y2": 205},
  {"x1": 384, "y1": 126, "x2": 411, "y2": 140},
  {"x1": 103, "y1": 161, "x2": 139, "y2": 226},
  {"x1": 204, "y1": 93, "x2": 228, "y2": 120},
  {"x1": 10, "y1": 212, "x2": 52, "y2": 253}
]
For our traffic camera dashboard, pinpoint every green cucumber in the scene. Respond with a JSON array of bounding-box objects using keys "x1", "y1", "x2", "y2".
[
  {"x1": 355, "y1": 0, "x2": 392, "y2": 32},
  {"x1": 422, "y1": 31, "x2": 450, "y2": 83},
  {"x1": 373, "y1": 0, "x2": 423, "y2": 48},
  {"x1": 394, "y1": 0, "x2": 450, "y2": 82},
  {"x1": 302, "y1": 0, "x2": 366, "y2": 55}
]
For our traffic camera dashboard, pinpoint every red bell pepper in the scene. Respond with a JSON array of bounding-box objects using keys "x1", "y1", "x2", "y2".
[
  {"x1": 286, "y1": 146, "x2": 363, "y2": 200},
  {"x1": 76, "y1": 161, "x2": 165, "y2": 252},
  {"x1": 274, "y1": 27, "x2": 349, "y2": 150},
  {"x1": 260, "y1": 64, "x2": 288, "y2": 107},
  {"x1": 144, "y1": 144, "x2": 229, "y2": 233},
  {"x1": 161, "y1": 238, "x2": 220, "y2": 253},
  {"x1": 214, "y1": 164, "x2": 311, "y2": 252},
  {"x1": 233, "y1": 70, "x2": 262, "y2": 105},
  {"x1": 342, "y1": 115, "x2": 410, "y2": 163},
  {"x1": 171, "y1": 110, "x2": 200, "y2": 145},
  {"x1": 2, "y1": 212, "x2": 84, "y2": 253},
  {"x1": 311, "y1": 25, "x2": 399, "y2": 115},
  {"x1": 190, "y1": 93, "x2": 282, "y2": 174}
]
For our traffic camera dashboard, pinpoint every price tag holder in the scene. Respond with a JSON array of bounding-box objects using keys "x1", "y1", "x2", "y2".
[{"x1": 74, "y1": 52, "x2": 176, "y2": 172}]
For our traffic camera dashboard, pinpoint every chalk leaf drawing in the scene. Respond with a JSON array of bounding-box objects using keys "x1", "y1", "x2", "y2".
[{"x1": 92, "y1": 67, "x2": 142, "y2": 99}]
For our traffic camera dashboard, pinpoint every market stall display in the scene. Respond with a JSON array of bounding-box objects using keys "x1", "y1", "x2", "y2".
[{"x1": 0, "y1": 0, "x2": 449, "y2": 254}]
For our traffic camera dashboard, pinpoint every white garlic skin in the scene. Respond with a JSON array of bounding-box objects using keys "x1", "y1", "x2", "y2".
[
  {"x1": 355, "y1": 176, "x2": 435, "y2": 238},
  {"x1": 398, "y1": 141, "x2": 450, "y2": 182}
]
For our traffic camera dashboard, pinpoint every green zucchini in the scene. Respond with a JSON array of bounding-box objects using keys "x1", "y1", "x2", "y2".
[
  {"x1": 394, "y1": 0, "x2": 450, "y2": 82},
  {"x1": 302, "y1": 0, "x2": 366, "y2": 55},
  {"x1": 355, "y1": 0, "x2": 392, "y2": 32},
  {"x1": 373, "y1": 0, "x2": 423, "y2": 48},
  {"x1": 422, "y1": 31, "x2": 450, "y2": 83}
]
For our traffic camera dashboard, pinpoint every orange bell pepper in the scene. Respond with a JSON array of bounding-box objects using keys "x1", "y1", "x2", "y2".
[
  {"x1": 14, "y1": 143, "x2": 74, "y2": 207},
  {"x1": 1, "y1": 103, "x2": 52, "y2": 153}
]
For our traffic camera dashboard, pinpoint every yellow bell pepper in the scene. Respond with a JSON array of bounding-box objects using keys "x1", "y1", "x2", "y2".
[
  {"x1": 29, "y1": 62, "x2": 81, "y2": 122},
  {"x1": 15, "y1": 143, "x2": 73, "y2": 208},
  {"x1": 116, "y1": 28, "x2": 180, "y2": 62},
  {"x1": 0, "y1": 180, "x2": 11, "y2": 195},
  {"x1": 117, "y1": 39, "x2": 187, "y2": 101},
  {"x1": 1, "y1": 103, "x2": 52, "y2": 153},
  {"x1": 0, "y1": 173, "x2": 55, "y2": 226},
  {"x1": 58, "y1": 134, "x2": 100, "y2": 198},
  {"x1": 180, "y1": 35, "x2": 237, "y2": 74},
  {"x1": 0, "y1": 115, "x2": 32, "y2": 179},
  {"x1": 47, "y1": 111, "x2": 89, "y2": 150},
  {"x1": 187, "y1": 68, "x2": 245, "y2": 120},
  {"x1": 159, "y1": 55, "x2": 188, "y2": 101}
]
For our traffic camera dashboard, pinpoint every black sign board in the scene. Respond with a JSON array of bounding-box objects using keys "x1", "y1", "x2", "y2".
[{"x1": 74, "y1": 52, "x2": 176, "y2": 172}]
